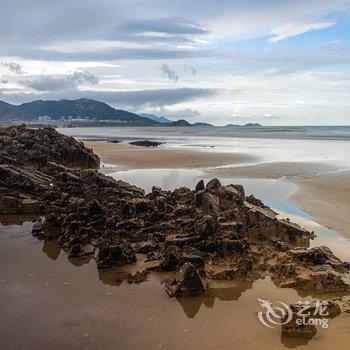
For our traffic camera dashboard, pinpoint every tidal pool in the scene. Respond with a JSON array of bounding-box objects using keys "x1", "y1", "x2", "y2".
[{"x1": 1, "y1": 173, "x2": 350, "y2": 349}]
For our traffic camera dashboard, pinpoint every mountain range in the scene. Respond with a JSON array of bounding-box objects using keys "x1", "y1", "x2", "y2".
[
  {"x1": 140, "y1": 113, "x2": 171, "y2": 124},
  {"x1": 0, "y1": 98, "x2": 260, "y2": 127},
  {"x1": 0, "y1": 98, "x2": 159, "y2": 125}
]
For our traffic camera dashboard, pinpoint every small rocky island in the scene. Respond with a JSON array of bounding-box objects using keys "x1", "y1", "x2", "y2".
[{"x1": 1, "y1": 125, "x2": 349, "y2": 340}]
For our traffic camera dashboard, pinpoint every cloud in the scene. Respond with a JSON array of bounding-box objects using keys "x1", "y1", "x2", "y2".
[
  {"x1": 147, "y1": 106, "x2": 200, "y2": 120},
  {"x1": 20, "y1": 71, "x2": 98, "y2": 91},
  {"x1": 119, "y1": 17, "x2": 209, "y2": 35},
  {"x1": 0, "y1": 87, "x2": 217, "y2": 108},
  {"x1": 184, "y1": 64, "x2": 196, "y2": 75},
  {"x1": 1, "y1": 62, "x2": 24, "y2": 75},
  {"x1": 230, "y1": 113, "x2": 282, "y2": 125},
  {"x1": 269, "y1": 21, "x2": 335, "y2": 43},
  {"x1": 2, "y1": 47, "x2": 211, "y2": 62},
  {"x1": 160, "y1": 63, "x2": 179, "y2": 82}
]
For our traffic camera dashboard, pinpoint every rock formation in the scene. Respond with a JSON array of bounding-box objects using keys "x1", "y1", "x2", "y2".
[{"x1": 0, "y1": 125, "x2": 349, "y2": 307}]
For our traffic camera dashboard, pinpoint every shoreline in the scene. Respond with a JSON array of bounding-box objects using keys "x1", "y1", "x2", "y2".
[
  {"x1": 84, "y1": 141, "x2": 257, "y2": 169},
  {"x1": 288, "y1": 171, "x2": 350, "y2": 238},
  {"x1": 85, "y1": 140, "x2": 350, "y2": 239}
]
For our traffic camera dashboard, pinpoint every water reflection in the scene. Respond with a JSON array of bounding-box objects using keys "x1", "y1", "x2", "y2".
[
  {"x1": 1, "y1": 217, "x2": 350, "y2": 349},
  {"x1": 177, "y1": 281, "x2": 253, "y2": 318},
  {"x1": 0, "y1": 214, "x2": 39, "y2": 227},
  {"x1": 42, "y1": 239, "x2": 61, "y2": 260}
]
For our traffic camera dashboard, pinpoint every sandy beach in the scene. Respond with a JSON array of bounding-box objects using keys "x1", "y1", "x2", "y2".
[
  {"x1": 84, "y1": 141, "x2": 256, "y2": 169},
  {"x1": 289, "y1": 171, "x2": 350, "y2": 238},
  {"x1": 85, "y1": 140, "x2": 350, "y2": 238}
]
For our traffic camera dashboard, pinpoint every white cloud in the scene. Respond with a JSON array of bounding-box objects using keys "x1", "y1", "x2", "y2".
[
  {"x1": 20, "y1": 71, "x2": 98, "y2": 91},
  {"x1": 269, "y1": 21, "x2": 335, "y2": 43}
]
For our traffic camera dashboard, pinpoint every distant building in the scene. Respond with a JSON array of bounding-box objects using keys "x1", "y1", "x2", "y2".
[{"x1": 38, "y1": 115, "x2": 52, "y2": 123}]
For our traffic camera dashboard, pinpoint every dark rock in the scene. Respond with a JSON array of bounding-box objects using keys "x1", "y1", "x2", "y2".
[
  {"x1": 206, "y1": 178, "x2": 221, "y2": 191},
  {"x1": 88, "y1": 200, "x2": 103, "y2": 216},
  {"x1": 97, "y1": 245, "x2": 136, "y2": 268},
  {"x1": 0, "y1": 195, "x2": 19, "y2": 213},
  {"x1": 202, "y1": 192, "x2": 220, "y2": 214},
  {"x1": 129, "y1": 140, "x2": 164, "y2": 147},
  {"x1": 165, "y1": 263, "x2": 206, "y2": 297},
  {"x1": 107, "y1": 140, "x2": 121, "y2": 144},
  {"x1": 195, "y1": 180, "x2": 205, "y2": 191}
]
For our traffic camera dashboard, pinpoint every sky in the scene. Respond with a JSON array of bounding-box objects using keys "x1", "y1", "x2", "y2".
[{"x1": 0, "y1": 0, "x2": 350, "y2": 125}]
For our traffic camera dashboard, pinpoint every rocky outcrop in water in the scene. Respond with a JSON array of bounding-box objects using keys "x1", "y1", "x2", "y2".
[
  {"x1": 0, "y1": 125, "x2": 349, "y2": 302},
  {"x1": 129, "y1": 140, "x2": 164, "y2": 147}
]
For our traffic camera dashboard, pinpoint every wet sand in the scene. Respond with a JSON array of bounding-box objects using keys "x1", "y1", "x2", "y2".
[
  {"x1": 289, "y1": 171, "x2": 350, "y2": 238},
  {"x1": 84, "y1": 141, "x2": 255, "y2": 169},
  {"x1": 86, "y1": 141, "x2": 350, "y2": 239}
]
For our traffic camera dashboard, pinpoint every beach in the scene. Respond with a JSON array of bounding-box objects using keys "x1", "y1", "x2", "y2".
[
  {"x1": 2, "y1": 125, "x2": 350, "y2": 350},
  {"x1": 84, "y1": 141, "x2": 256, "y2": 169},
  {"x1": 84, "y1": 137, "x2": 350, "y2": 238}
]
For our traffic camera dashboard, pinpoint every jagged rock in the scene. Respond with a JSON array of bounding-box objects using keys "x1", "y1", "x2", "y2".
[
  {"x1": 195, "y1": 179, "x2": 205, "y2": 191},
  {"x1": 0, "y1": 125, "x2": 99, "y2": 168},
  {"x1": 88, "y1": 200, "x2": 103, "y2": 216},
  {"x1": 0, "y1": 195, "x2": 19, "y2": 213},
  {"x1": 269, "y1": 236, "x2": 288, "y2": 251},
  {"x1": 31, "y1": 222, "x2": 44, "y2": 236},
  {"x1": 181, "y1": 254, "x2": 205, "y2": 269},
  {"x1": 128, "y1": 268, "x2": 150, "y2": 284},
  {"x1": 161, "y1": 245, "x2": 183, "y2": 271},
  {"x1": 97, "y1": 245, "x2": 136, "y2": 268},
  {"x1": 210, "y1": 259, "x2": 253, "y2": 281},
  {"x1": 217, "y1": 185, "x2": 243, "y2": 209},
  {"x1": 202, "y1": 192, "x2": 220, "y2": 214},
  {"x1": 206, "y1": 178, "x2": 221, "y2": 191},
  {"x1": 3, "y1": 125, "x2": 348, "y2": 299},
  {"x1": 20, "y1": 198, "x2": 39, "y2": 213},
  {"x1": 295, "y1": 270, "x2": 349, "y2": 293},
  {"x1": 272, "y1": 246, "x2": 350, "y2": 293},
  {"x1": 223, "y1": 238, "x2": 249, "y2": 253},
  {"x1": 165, "y1": 263, "x2": 206, "y2": 297},
  {"x1": 289, "y1": 246, "x2": 346, "y2": 272}
]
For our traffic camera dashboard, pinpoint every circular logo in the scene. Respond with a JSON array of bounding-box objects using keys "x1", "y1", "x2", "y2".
[{"x1": 257, "y1": 298, "x2": 293, "y2": 328}]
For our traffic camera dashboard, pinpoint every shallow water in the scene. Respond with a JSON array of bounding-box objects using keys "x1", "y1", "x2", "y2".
[
  {"x1": 60, "y1": 126, "x2": 350, "y2": 169},
  {"x1": 1, "y1": 217, "x2": 350, "y2": 349},
  {"x1": 1, "y1": 172, "x2": 350, "y2": 349}
]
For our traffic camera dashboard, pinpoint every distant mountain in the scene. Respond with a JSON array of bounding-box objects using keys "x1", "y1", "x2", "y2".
[
  {"x1": 0, "y1": 98, "x2": 159, "y2": 125},
  {"x1": 140, "y1": 113, "x2": 171, "y2": 124},
  {"x1": 193, "y1": 122, "x2": 214, "y2": 127},
  {"x1": 167, "y1": 119, "x2": 192, "y2": 126},
  {"x1": 0, "y1": 101, "x2": 17, "y2": 116},
  {"x1": 243, "y1": 123, "x2": 262, "y2": 127}
]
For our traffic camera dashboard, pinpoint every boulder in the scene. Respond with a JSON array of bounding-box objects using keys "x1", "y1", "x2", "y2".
[
  {"x1": 97, "y1": 245, "x2": 137, "y2": 268},
  {"x1": 0, "y1": 195, "x2": 19, "y2": 213},
  {"x1": 202, "y1": 192, "x2": 220, "y2": 214},
  {"x1": 20, "y1": 198, "x2": 39, "y2": 213},
  {"x1": 129, "y1": 140, "x2": 164, "y2": 147},
  {"x1": 165, "y1": 263, "x2": 206, "y2": 297},
  {"x1": 195, "y1": 179, "x2": 205, "y2": 191},
  {"x1": 206, "y1": 178, "x2": 221, "y2": 191}
]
